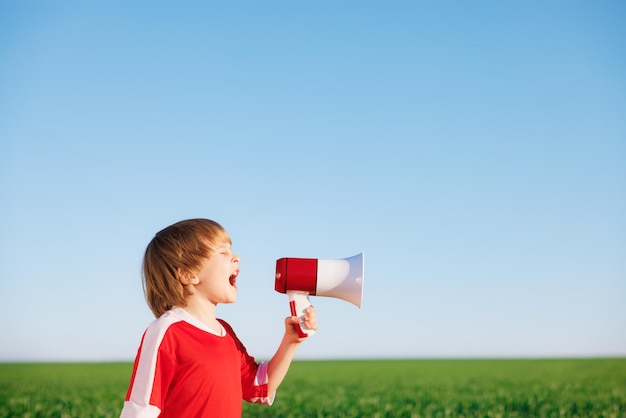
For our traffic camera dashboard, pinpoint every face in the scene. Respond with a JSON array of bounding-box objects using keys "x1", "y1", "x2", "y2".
[{"x1": 193, "y1": 242, "x2": 240, "y2": 305}]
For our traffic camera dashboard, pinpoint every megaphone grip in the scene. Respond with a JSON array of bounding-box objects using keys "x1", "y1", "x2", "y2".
[{"x1": 287, "y1": 290, "x2": 315, "y2": 338}]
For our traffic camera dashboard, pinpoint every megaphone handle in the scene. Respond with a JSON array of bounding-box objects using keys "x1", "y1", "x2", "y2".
[{"x1": 287, "y1": 290, "x2": 315, "y2": 338}]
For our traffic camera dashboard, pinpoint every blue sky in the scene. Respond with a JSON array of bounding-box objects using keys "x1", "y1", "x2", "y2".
[{"x1": 1, "y1": 1, "x2": 625, "y2": 361}]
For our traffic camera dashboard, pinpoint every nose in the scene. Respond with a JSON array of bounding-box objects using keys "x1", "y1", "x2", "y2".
[{"x1": 232, "y1": 252, "x2": 240, "y2": 263}]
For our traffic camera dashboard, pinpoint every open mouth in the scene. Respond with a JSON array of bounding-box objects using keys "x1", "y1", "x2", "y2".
[{"x1": 229, "y1": 272, "x2": 238, "y2": 288}]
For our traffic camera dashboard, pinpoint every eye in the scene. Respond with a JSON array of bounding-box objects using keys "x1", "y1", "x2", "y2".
[{"x1": 216, "y1": 244, "x2": 233, "y2": 256}]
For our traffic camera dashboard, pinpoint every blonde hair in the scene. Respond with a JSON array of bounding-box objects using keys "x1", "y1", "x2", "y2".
[{"x1": 142, "y1": 218, "x2": 231, "y2": 317}]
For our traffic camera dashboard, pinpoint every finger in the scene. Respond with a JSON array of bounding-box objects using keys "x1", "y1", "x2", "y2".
[{"x1": 303, "y1": 314, "x2": 318, "y2": 328}]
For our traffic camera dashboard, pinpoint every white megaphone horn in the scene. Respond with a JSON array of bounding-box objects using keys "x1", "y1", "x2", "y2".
[{"x1": 274, "y1": 253, "x2": 364, "y2": 338}]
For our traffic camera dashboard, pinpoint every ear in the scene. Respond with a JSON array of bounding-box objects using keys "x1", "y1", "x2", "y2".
[{"x1": 177, "y1": 268, "x2": 199, "y2": 286}]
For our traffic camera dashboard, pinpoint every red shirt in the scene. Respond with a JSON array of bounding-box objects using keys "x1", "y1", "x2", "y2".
[{"x1": 121, "y1": 308, "x2": 272, "y2": 417}]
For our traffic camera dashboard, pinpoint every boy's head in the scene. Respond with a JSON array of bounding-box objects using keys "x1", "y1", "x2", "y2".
[{"x1": 142, "y1": 218, "x2": 231, "y2": 317}]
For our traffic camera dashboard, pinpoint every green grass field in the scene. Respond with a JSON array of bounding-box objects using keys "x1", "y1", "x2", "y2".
[{"x1": 1, "y1": 359, "x2": 624, "y2": 417}]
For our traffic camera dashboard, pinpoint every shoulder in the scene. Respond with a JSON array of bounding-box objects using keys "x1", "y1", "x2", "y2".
[
  {"x1": 143, "y1": 310, "x2": 186, "y2": 343},
  {"x1": 147, "y1": 309, "x2": 185, "y2": 330}
]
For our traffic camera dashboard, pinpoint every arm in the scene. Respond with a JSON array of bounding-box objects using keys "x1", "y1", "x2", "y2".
[
  {"x1": 267, "y1": 306, "x2": 317, "y2": 395},
  {"x1": 121, "y1": 325, "x2": 175, "y2": 418}
]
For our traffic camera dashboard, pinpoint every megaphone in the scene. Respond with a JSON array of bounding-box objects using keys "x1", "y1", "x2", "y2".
[{"x1": 275, "y1": 253, "x2": 364, "y2": 338}]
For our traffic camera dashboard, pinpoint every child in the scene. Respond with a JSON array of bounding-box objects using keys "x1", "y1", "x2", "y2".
[{"x1": 121, "y1": 218, "x2": 317, "y2": 417}]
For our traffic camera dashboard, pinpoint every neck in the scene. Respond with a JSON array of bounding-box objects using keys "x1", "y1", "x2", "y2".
[{"x1": 183, "y1": 295, "x2": 221, "y2": 333}]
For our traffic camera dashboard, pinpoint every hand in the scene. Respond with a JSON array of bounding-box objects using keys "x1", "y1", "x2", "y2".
[{"x1": 285, "y1": 305, "x2": 318, "y2": 343}]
